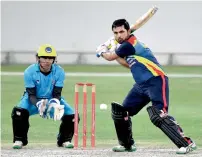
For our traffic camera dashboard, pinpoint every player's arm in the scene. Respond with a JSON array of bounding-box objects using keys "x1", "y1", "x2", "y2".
[
  {"x1": 47, "y1": 69, "x2": 65, "y2": 121},
  {"x1": 24, "y1": 70, "x2": 38, "y2": 106},
  {"x1": 52, "y1": 68, "x2": 65, "y2": 100},
  {"x1": 101, "y1": 52, "x2": 119, "y2": 61},
  {"x1": 100, "y1": 43, "x2": 126, "y2": 61},
  {"x1": 52, "y1": 87, "x2": 62, "y2": 100},
  {"x1": 116, "y1": 57, "x2": 130, "y2": 69},
  {"x1": 24, "y1": 70, "x2": 49, "y2": 119},
  {"x1": 26, "y1": 87, "x2": 38, "y2": 106},
  {"x1": 100, "y1": 42, "x2": 135, "y2": 63}
]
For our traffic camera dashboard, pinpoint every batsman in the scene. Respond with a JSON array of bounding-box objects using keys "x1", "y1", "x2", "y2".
[
  {"x1": 96, "y1": 7, "x2": 197, "y2": 154},
  {"x1": 11, "y1": 44, "x2": 77, "y2": 149}
]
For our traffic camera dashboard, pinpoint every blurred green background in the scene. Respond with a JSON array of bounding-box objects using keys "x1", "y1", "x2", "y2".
[{"x1": 1, "y1": 65, "x2": 202, "y2": 147}]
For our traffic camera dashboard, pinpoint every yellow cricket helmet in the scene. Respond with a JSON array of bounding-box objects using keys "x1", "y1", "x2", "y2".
[{"x1": 37, "y1": 44, "x2": 57, "y2": 57}]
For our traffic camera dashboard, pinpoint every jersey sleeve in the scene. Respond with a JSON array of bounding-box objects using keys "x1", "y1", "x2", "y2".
[
  {"x1": 24, "y1": 70, "x2": 35, "y2": 88},
  {"x1": 115, "y1": 42, "x2": 136, "y2": 58},
  {"x1": 55, "y1": 69, "x2": 65, "y2": 87}
]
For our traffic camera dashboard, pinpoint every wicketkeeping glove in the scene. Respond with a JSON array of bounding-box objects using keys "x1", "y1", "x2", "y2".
[
  {"x1": 36, "y1": 99, "x2": 48, "y2": 118},
  {"x1": 46, "y1": 98, "x2": 64, "y2": 121}
]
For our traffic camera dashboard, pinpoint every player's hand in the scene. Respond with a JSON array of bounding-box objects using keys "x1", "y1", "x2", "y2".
[
  {"x1": 96, "y1": 36, "x2": 120, "y2": 58},
  {"x1": 36, "y1": 99, "x2": 48, "y2": 118},
  {"x1": 46, "y1": 98, "x2": 64, "y2": 121},
  {"x1": 96, "y1": 44, "x2": 108, "y2": 58},
  {"x1": 96, "y1": 37, "x2": 119, "y2": 56},
  {"x1": 106, "y1": 37, "x2": 119, "y2": 52}
]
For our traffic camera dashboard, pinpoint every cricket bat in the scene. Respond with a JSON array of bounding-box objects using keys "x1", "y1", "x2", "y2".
[
  {"x1": 130, "y1": 6, "x2": 158, "y2": 33},
  {"x1": 106, "y1": 6, "x2": 158, "y2": 49},
  {"x1": 96, "y1": 6, "x2": 159, "y2": 57}
]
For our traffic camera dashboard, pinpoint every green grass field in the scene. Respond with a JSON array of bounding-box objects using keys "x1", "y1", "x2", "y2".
[
  {"x1": 2, "y1": 64, "x2": 202, "y2": 73},
  {"x1": 1, "y1": 65, "x2": 202, "y2": 148}
]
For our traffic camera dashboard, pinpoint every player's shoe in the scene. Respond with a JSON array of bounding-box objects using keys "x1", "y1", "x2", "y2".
[
  {"x1": 112, "y1": 144, "x2": 137, "y2": 152},
  {"x1": 13, "y1": 141, "x2": 23, "y2": 149},
  {"x1": 176, "y1": 142, "x2": 197, "y2": 154},
  {"x1": 62, "y1": 141, "x2": 74, "y2": 148}
]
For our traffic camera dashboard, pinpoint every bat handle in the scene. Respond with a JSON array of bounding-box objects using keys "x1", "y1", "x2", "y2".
[{"x1": 96, "y1": 53, "x2": 101, "y2": 58}]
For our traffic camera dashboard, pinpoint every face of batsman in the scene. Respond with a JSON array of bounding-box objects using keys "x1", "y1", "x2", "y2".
[{"x1": 113, "y1": 25, "x2": 130, "y2": 44}]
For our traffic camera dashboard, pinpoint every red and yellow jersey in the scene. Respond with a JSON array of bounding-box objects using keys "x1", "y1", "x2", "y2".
[{"x1": 115, "y1": 35, "x2": 166, "y2": 84}]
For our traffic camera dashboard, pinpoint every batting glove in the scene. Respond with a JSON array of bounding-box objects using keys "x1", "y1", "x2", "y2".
[
  {"x1": 46, "y1": 98, "x2": 64, "y2": 121},
  {"x1": 96, "y1": 44, "x2": 108, "y2": 58},
  {"x1": 106, "y1": 37, "x2": 119, "y2": 52},
  {"x1": 36, "y1": 99, "x2": 48, "y2": 118},
  {"x1": 96, "y1": 37, "x2": 120, "y2": 58}
]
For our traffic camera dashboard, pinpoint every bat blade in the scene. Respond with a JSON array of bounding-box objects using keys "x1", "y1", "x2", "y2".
[{"x1": 130, "y1": 6, "x2": 158, "y2": 33}]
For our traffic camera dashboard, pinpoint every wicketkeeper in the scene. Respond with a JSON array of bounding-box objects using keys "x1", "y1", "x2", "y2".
[{"x1": 11, "y1": 44, "x2": 78, "y2": 149}]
